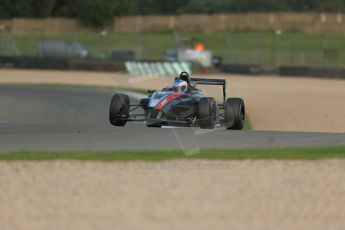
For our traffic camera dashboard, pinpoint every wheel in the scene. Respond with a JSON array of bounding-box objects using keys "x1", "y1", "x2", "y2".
[
  {"x1": 145, "y1": 109, "x2": 161, "y2": 127},
  {"x1": 198, "y1": 97, "x2": 217, "y2": 129},
  {"x1": 109, "y1": 94, "x2": 130, "y2": 126},
  {"x1": 225, "y1": 98, "x2": 245, "y2": 130},
  {"x1": 146, "y1": 118, "x2": 161, "y2": 128},
  {"x1": 146, "y1": 122, "x2": 161, "y2": 128}
]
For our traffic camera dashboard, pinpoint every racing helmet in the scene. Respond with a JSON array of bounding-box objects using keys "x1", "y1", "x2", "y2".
[
  {"x1": 179, "y1": 71, "x2": 190, "y2": 83},
  {"x1": 173, "y1": 79, "x2": 189, "y2": 93}
]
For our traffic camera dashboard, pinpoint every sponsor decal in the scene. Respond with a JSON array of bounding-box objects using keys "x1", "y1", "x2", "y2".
[
  {"x1": 149, "y1": 99, "x2": 160, "y2": 107},
  {"x1": 155, "y1": 92, "x2": 181, "y2": 110}
]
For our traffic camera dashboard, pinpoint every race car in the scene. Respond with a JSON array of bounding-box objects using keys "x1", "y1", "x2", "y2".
[{"x1": 109, "y1": 72, "x2": 245, "y2": 130}]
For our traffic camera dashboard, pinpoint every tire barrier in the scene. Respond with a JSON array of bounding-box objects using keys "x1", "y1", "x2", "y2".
[
  {"x1": 0, "y1": 55, "x2": 125, "y2": 71},
  {"x1": 125, "y1": 61, "x2": 192, "y2": 76},
  {"x1": 279, "y1": 66, "x2": 345, "y2": 79},
  {"x1": 1, "y1": 55, "x2": 344, "y2": 79},
  {"x1": 220, "y1": 63, "x2": 345, "y2": 79},
  {"x1": 220, "y1": 64, "x2": 262, "y2": 75},
  {"x1": 0, "y1": 55, "x2": 69, "y2": 70},
  {"x1": 278, "y1": 66, "x2": 310, "y2": 76}
]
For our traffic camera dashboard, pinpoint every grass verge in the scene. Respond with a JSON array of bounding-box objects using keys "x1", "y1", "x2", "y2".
[
  {"x1": 5, "y1": 32, "x2": 345, "y2": 67},
  {"x1": 0, "y1": 146, "x2": 344, "y2": 161},
  {"x1": 243, "y1": 115, "x2": 252, "y2": 130}
]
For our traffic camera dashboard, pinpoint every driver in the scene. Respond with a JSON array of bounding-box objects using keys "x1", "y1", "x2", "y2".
[
  {"x1": 172, "y1": 79, "x2": 189, "y2": 93},
  {"x1": 179, "y1": 71, "x2": 190, "y2": 84}
]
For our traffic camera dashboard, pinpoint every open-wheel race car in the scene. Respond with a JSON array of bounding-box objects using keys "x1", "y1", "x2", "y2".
[{"x1": 109, "y1": 72, "x2": 245, "y2": 130}]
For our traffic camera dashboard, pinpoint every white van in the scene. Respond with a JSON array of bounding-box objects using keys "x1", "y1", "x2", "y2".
[{"x1": 37, "y1": 40, "x2": 89, "y2": 58}]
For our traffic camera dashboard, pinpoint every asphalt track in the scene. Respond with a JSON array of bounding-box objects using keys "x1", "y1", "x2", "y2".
[{"x1": 0, "y1": 85, "x2": 344, "y2": 153}]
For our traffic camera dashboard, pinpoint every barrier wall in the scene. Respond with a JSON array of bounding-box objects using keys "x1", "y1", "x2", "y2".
[
  {"x1": 1, "y1": 55, "x2": 345, "y2": 79},
  {"x1": 0, "y1": 56, "x2": 125, "y2": 71},
  {"x1": 125, "y1": 61, "x2": 192, "y2": 76},
  {"x1": 1, "y1": 13, "x2": 345, "y2": 35}
]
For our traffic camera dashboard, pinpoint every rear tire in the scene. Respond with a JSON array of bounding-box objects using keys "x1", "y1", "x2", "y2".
[
  {"x1": 109, "y1": 94, "x2": 130, "y2": 126},
  {"x1": 198, "y1": 97, "x2": 217, "y2": 129},
  {"x1": 225, "y1": 98, "x2": 245, "y2": 130}
]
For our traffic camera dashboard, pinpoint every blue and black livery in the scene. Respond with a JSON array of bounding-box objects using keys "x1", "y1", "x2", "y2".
[{"x1": 109, "y1": 72, "x2": 245, "y2": 130}]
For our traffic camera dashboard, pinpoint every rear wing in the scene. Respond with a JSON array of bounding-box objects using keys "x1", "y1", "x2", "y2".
[{"x1": 190, "y1": 78, "x2": 227, "y2": 106}]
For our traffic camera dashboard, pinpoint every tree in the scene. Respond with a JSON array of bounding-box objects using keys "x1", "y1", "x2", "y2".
[
  {"x1": 112, "y1": 0, "x2": 138, "y2": 16},
  {"x1": 318, "y1": 0, "x2": 345, "y2": 12},
  {"x1": 230, "y1": 0, "x2": 289, "y2": 12},
  {"x1": 33, "y1": 0, "x2": 57, "y2": 18},
  {"x1": 156, "y1": 0, "x2": 190, "y2": 14},
  {"x1": 52, "y1": 0, "x2": 74, "y2": 17},
  {"x1": 0, "y1": 0, "x2": 10, "y2": 18},
  {"x1": 9, "y1": 0, "x2": 34, "y2": 17},
  {"x1": 179, "y1": 0, "x2": 233, "y2": 14},
  {"x1": 135, "y1": 0, "x2": 161, "y2": 15},
  {"x1": 71, "y1": 0, "x2": 116, "y2": 27}
]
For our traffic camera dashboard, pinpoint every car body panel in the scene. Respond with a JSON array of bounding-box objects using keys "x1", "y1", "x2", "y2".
[{"x1": 146, "y1": 89, "x2": 208, "y2": 126}]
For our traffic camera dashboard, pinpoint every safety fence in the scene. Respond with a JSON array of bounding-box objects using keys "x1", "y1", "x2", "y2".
[
  {"x1": 2, "y1": 13, "x2": 345, "y2": 35},
  {"x1": 125, "y1": 61, "x2": 192, "y2": 76}
]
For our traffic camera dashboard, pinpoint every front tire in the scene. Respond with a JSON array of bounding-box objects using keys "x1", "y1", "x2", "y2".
[
  {"x1": 198, "y1": 97, "x2": 217, "y2": 129},
  {"x1": 109, "y1": 94, "x2": 130, "y2": 126},
  {"x1": 146, "y1": 120, "x2": 161, "y2": 128},
  {"x1": 225, "y1": 98, "x2": 245, "y2": 130}
]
